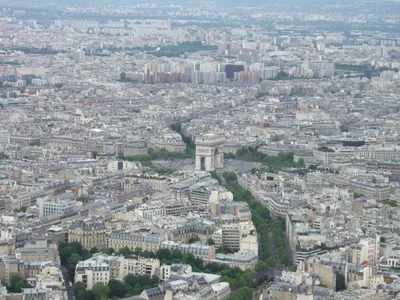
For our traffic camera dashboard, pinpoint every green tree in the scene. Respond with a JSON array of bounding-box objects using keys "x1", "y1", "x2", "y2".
[
  {"x1": 156, "y1": 248, "x2": 171, "y2": 261},
  {"x1": 92, "y1": 282, "x2": 110, "y2": 300},
  {"x1": 132, "y1": 283, "x2": 142, "y2": 295},
  {"x1": 141, "y1": 250, "x2": 154, "y2": 258},
  {"x1": 170, "y1": 249, "x2": 183, "y2": 261},
  {"x1": 188, "y1": 236, "x2": 200, "y2": 243},
  {"x1": 74, "y1": 282, "x2": 86, "y2": 296},
  {"x1": 125, "y1": 285, "x2": 134, "y2": 296},
  {"x1": 207, "y1": 238, "x2": 215, "y2": 246},
  {"x1": 104, "y1": 247, "x2": 115, "y2": 255},
  {"x1": 90, "y1": 247, "x2": 98, "y2": 254},
  {"x1": 222, "y1": 172, "x2": 237, "y2": 183},
  {"x1": 138, "y1": 275, "x2": 153, "y2": 287},
  {"x1": 67, "y1": 253, "x2": 82, "y2": 280},
  {"x1": 108, "y1": 279, "x2": 126, "y2": 298},
  {"x1": 14, "y1": 280, "x2": 26, "y2": 292},
  {"x1": 83, "y1": 291, "x2": 96, "y2": 300},
  {"x1": 255, "y1": 261, "x2": 268, "y2": 274},
  {"x1": 298, "y1": 158, "x2": 305, "y2": 167},
  {"x1": 230, "y1": 286, "x2": 253, "y2": 300},
  {"x1": 118, "y1": 246, "x2": 133, "y2": 258},
  {"x1": 10, "y1": 274, "x2": 22, "y2": 291},
  {"x1": 124, "y1": 274, "x2": 138, "y2": 288},
  {"x1": 0, "y1": 152, "x2": 9, "y2": 160},
  {"x1": 77, "y1": 290, "x2": 86, "y2": 300}
]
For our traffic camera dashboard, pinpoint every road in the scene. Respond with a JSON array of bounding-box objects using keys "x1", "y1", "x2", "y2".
[
  {"x1": 222, "y1": 159, "x2": 263, "y2": 173},
  {"x1": 153, "y1": 158, "x2": 263, "y2": 174},
  {"x1": 62, "y1": 267, "x2": 74, "y2": 300}
]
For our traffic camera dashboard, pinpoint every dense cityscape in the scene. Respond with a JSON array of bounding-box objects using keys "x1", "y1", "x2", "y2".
[{"x1": 0, "y1": 0, "x2": 400, "y2": 299}]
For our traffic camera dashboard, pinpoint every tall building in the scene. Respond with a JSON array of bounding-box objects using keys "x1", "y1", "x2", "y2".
[{"x1": 213, "y1": 224, "x2": 241, "y2": 251}]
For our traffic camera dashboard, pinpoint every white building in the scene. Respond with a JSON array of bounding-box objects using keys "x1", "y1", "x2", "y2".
[
  {"x1": 75, "y1": 254, "x2": 160, "y2": 290},
  {"x1": 75, "y1": 259, "x2": 109, "y2": 290},
  {"x1": 37, "y1": 191, "x2": 76, "y2": 218},
  {"x1": 211, "y1": 282, "x2": 231, "y2": 300},
  {"x1": 107, "y1": 160, "x2": 140, "y2": 173}
]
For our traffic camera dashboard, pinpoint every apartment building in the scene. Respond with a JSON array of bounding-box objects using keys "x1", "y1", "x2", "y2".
[
  {"x1": 189, "y1": 183, "x2": 213, "y2": 207},
  {"x1": 75, "y1": 254, "x2": 160, "y2": 290},
  {"x1": 27, "y1": 262, "x2": 67, "y2": 299},
  {"x1": 160, "y1": 241, "x2": 215, "y2": 261},
  {"x1": 211, "y1": 282, "x2": 231, "y2": 300},
  {"x1": 122, "y1": 175, "x2": 170, "y2": 191},
  {"x1": 9, "y1": 135, "x2": 40, "y2": 147},
  {"x1": 135, "y1": 204, "x2": 166, "y2": 219},
  {"x1": 106, "y1": 160, "x2": 140, "y2": 173},
  {"x1": 15, "y1": 240, "x2": 58, "y2": 263},
  {"x1": 22, "y1": 288, "x2": 47, "y2": 300},
  {"x1": 220, "y1": 224, "x2": 240, "y2": 251},
  {"x1": 349, "y1": 236, "x2": 380, "y2": 264},
  {"x1": 213, "y1": 250, "x2": 258, "y2": 270},
  {"x1": 165, "y1": 201, "x2": 198, "y2": 217},
  {"x1": 37, "y1": 191, "x2": 76, "y2": 218},
  {"x1": 313, "y1": 147, "x2": 397, "y2": 164},
  {"x1": 107, "y1": 230, "x2": 167, "y2": 253},
  {"x1": 0, "y1": 255, "x2": 24, "y2": 286},
  {"x1": 68, "y1": 219, "x2": 107, "y2": 250},
  {"x1": 170, "y1": 222, "x2": 214, "y2": 243},
  {"x1": 306, "y1": 260, "x2": 337, "y2": 290},
  {"x1": 260, "y1": 194, "x2": 307, "y2": 218},
  {"x1": 268, "y1": 282, "x2": 332, "y2": 299},
  {"x1": 75, "y1": 258, "x2": 109, "y2": 290},
  {"x1": 350, "y1": 181, "x2": 390, "y2": 201}
]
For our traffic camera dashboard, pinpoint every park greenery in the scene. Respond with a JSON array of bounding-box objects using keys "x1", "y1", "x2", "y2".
[
  {"x1": 11, "y1": 47, "x2": 67, "y2": 55},
  {"x1": 0, "y1": 152, "x2": 9, "y2": 160},
  {"x1": 317, "y1": 146, "x2": 335, "y2": 152},
  {"x1": 335, "y1": 63, "x2": 374, "y2": 72},
  {"x1": 224, "y1": 152, "x2": 237, "y2": 159},
  {"x1": 118, "y1": 148, "x2": 194, "y2": 171},
  {"x1": 107, "y1": 41, "x2": 217, "y2": 58},
  {"x1": 120, "y1": 148, "x2": 193, "y2": 163},
  {"x1": 13, "y1": 206, "x2": 27, "y2": 213},
  {"x1": 270, "y1": 219, "x2": 290, "y2": 265},
  {"x1": 150, "y1": 41, "x2": 218, "y2": 57},
  {"x1": 119, "y1": 122, "x2": 196, "y2": 169},
  {"x1": 235, "y1": 146, "x2": 305, "y2": 173},
  {"x1": 255, "y1": 91, "x2": 269, "y2": 98},
  {"x1": 229, "y1": 287, "x2": 253, "y2": 300},
  {"x1": 382, "y1": 199, "x2": 398, "y2": 207},
  {"x1": 169, "y1": 122, "x2": 196, "y2": 152},
  {"x1": 7, "y1": 274, "x2": 30, "y2": 293}
]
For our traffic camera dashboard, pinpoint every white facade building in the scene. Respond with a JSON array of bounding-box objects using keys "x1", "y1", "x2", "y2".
[{"x1": 37, "y1": 191, "x2": 76, "y2": 218}]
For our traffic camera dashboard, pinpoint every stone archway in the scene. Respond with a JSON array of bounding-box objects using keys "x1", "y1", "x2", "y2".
[{"x1": 200, "y1": 157, "x2": 205, "y2": 170}]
